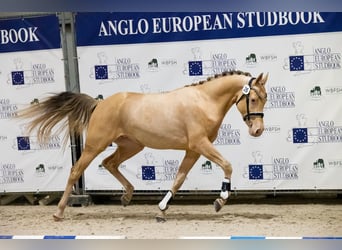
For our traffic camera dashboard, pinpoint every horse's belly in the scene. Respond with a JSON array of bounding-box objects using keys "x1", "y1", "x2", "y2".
[
  {"x1": 120, "y1": 93, "x2": 191, "y2": 149},
  {"x1": 128, "y1": 125, "x2": 188, "y2": 150}
]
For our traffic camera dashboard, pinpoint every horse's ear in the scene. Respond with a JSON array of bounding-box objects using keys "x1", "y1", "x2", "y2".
[{"x1": 256, "y1": 72, "x2": 269, "y2": 86}]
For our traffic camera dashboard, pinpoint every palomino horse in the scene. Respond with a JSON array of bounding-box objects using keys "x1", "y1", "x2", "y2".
[{"x1": 17, "y1": 70, "x2": 268, "y2": 221}]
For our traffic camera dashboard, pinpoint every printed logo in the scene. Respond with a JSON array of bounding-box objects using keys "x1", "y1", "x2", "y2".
[
  {"x1": 136, "y1": 152, "x2": 179, "y2": 182},
  {"x1": 312, "y1": 158, "x2": 325, "y2": 173},
  {"x1": 287, "y1": 114, "x2": 342, "y2": 146},
  {"x1": 214, "y1": 123, "x2": 241, "y2": 145},
  {"x1": 310, "y1": 85, "x2": 342, "y2": 100},
  {"x1": 243, "y1": 152, "x2": 299, "y2": 181},
  {"x1": 325, "y1": 86, "x2": 342, "y2": 95},
  {"x1": 265, "y1": 85, "x2": 295, "y2": 109},
  {"x1": 292, "y1": 128, "x2": 308, "y2": 143},
  {"x1": 159, "y1": 59, "x2": 177, "y2": 67},
  {"x1": 272, "y1": 157, "x2": 298, "y2": 180},
  {"x1": 247, "y1": 151, "x2": 266, "y2": 180},
  {"x1": 310, "y1": 85, "x2": 322, "y2": 100},
  {"x1": 0, "y1": 163, "x2": 24, "y2": 184},
  {"x1": 13, "y1": 135, "x2": 62, "y2": 151},
  {"x1": 326, "y1": 159, "x2": 342, "y2": 168},
  {"x1": 141, "y1": 166, "x2": 156, "y2": 180},
  {"x1": 35, "y1": 163, "x2": 46, "y2": 177},
  {"x1": 184, "y1": 48, "x2": 236, "y2": 77},
  {"x1": 245, "y1": 53, "x2": 257, "y2": 67},
  {"x1": 283, "y1": 42, "x2": 341, "y2": 73},
  {"x1": 289, "y1": 55, "x2": 304, "y2": 71},
  {"x1": 259, "y1": 54, "x2": 278, "y2": 62},
  {"x1": 11, "y1": 71, "x2": 25, "y2": 85},
  {"x1": 35, "y1": 163, "x2": 64, "y2": 178},
  {"x1": 201, "y1": 160, "x2": 213, "y2": 174},
  {"x1": 316, "y1": 120, "x2": 342, "y2": 143},
  {"x1": 312, "y1": 158, "x2": 342, "y2": 173},
  {"x1": 146, "y1": 57, "x2": 178, "y2": 74},
  {"x1": 0, "y1": 98, "x2": 18, "y2": 119},
  {"x1": 249, "y1": 164, "x2": 263, "y2": 180},
  {"x1": 17, "y1": 136, "x2": 31, "y2": 150},
  {"x1": 287, "y1": 114, "x2": 311, "y2": 146},
  {"x1": 94, "y1": 65, "x2": 108, "y2": 80},
  {"x1": 188, "y1": 61, "x2": 203, "y2": 76},
  {"x1": 90, "y1": 52, "x2": 140, "y2": 81},
  {"x1": 147, "y1": 58, "x2": 164, "y2": 72},
  {"x1": 7, "y1": 58, "x2": 55, "y2": 87},
  {"x1": 263, "y1": 125, "x2": 281, "y2": 134}
]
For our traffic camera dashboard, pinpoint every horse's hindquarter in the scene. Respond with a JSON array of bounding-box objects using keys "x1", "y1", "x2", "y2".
[{"x1": 119, "y1": 90, "x2": 221, "y2": 149}]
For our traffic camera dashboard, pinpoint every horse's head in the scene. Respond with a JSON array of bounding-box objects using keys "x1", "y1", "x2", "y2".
[{"x1": 236, "y1": 72, "x2": 268, "y2": 137}]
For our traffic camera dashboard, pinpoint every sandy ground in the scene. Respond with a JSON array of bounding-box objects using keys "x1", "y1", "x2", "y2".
[{"x1": 1, "y1": 198, "x2": 342, "y2": 239}]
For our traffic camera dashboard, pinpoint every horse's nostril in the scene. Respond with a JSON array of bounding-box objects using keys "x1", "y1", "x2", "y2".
[{"x1": 255, "y1": 128, "x2": 262, "y2": 136}]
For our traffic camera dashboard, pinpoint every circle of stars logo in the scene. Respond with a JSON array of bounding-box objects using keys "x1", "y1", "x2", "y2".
[
  {"x1": 249, "y1": 165, "x2": 263, "y2": 180},
  {"x1": 141, "y1": 166, "x2": 156, "y2": 180},
  {"x1": 289, "y1": 56, "x2": 304, "y2": 71},
  {"x1": 11, "y1": 71, "x2": 25, "y2": 85},
  {"x1": 293, "y1": 128, "x2": 308, "y2": 143},
  {"x1": 17, "y1": 136, "x2": 30, "y2": 150},
  {"x1": 95, "y1": 65, "x2": 108, "y2": 80},
  {"x1": 188, "y1": 61, "x2": 203, "y2": 76}
]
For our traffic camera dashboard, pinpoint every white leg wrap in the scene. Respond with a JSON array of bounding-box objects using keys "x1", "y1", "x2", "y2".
[
  {"x1": 220, "y1": 178, "x2": 230, "y2": 199},
  {"x1": 220, "y1": 190, "x2": 229, "y2": 199},
  {"x1": 158, "y1": 191, "x2": 173, "y2": 211}
]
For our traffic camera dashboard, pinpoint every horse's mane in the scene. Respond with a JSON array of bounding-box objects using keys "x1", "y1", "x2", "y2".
[{"x1": 185, "y1": 70, "x2": 252, "y2": 87}]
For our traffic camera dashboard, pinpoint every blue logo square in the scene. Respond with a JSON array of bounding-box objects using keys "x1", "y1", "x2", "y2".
[
  {"x1": 289, "y1": 56, "x2": 304, "y2": 71},
  {"x1": 188, "y1": 61, "x2": 203, "y2": 76},
  {"x1": 95, "y1": 65, "x2": 108, "y2": 80},
  {"x1": 17, "y1": 136, "x2": 31, "y2": 150},
  {"x1": 249, "y1": 164, "x2": 263, "y2": 180},
  {"x1": 12, "y1": 71, "x2": 25, "y2": 85},
  {"x1": 142, "y1": 166, "x2": 156, "y2": 180},
  {"x1": 292, "y1": 128, "x2": 308, "y2": 143}
]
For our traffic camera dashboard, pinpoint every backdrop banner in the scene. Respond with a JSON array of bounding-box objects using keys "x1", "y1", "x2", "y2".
[
  {"x1": 76, "y1": 12, "x2": 342, "y2": 192},
  {"x1": 0, "y1": 15, "x2": 73, "y2": 193}
]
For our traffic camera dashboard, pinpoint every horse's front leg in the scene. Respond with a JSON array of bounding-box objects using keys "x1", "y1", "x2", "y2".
[
  {"x1": 191, "y1": 138, "x2": 233, "y2": 213},
  {"x1": 213, "y1": 177, "x2": 231, "y2": 212},
  {"x1": 156, "y1": 151, "x2": 200, "y2": 222}
]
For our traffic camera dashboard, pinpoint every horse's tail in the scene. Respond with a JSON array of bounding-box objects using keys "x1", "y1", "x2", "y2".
[{"x1": 16, "y1": 91, "x2": 98, "y2": 145}]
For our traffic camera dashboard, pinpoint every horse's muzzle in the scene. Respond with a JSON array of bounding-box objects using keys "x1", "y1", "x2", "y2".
[{"x1": 248, "y1": 119, "x2": 264, "y2": 137}]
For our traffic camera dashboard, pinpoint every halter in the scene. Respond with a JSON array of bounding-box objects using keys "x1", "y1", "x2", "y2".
[{"x1": 236, "y1": 77, "x2": 265, "y2": 121}]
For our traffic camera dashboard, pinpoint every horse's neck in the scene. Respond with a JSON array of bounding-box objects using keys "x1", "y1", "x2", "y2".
[{"x1": 199, "y1": 75, "x2": 247, "y2": 113}]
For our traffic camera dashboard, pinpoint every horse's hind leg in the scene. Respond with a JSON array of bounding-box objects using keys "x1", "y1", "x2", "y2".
[
  {"x1": 156, "y1": 150, "x2": 200, "y2": 222},
  {"x1": 53, "y1": 146, "x2": 103, "y2": 221},
  {"x1": 102, "y1": 137, "x2": 144, "y2": 206}
]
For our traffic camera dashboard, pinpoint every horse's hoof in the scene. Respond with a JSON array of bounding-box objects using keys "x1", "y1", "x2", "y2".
[
  {"x1": 214, "y1": 199, "x2": 223, "y2": 212},
  {"x1": 120, "y1": 195, "x2": 131, "y2": 207},
  {"x1": 158, "y1": 205, "x2": 169, "y2": 212},
  {"x1": 155, "y1": 216, "x2": 167, "y2": 223},
  {"x1": 53, "y1": 214, "x2": 64, "y2": 222}
]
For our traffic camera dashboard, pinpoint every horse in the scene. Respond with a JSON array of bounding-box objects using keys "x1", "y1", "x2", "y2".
[{"x1": 16, "y1": 70, "x2": 268, "y2": 222}]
